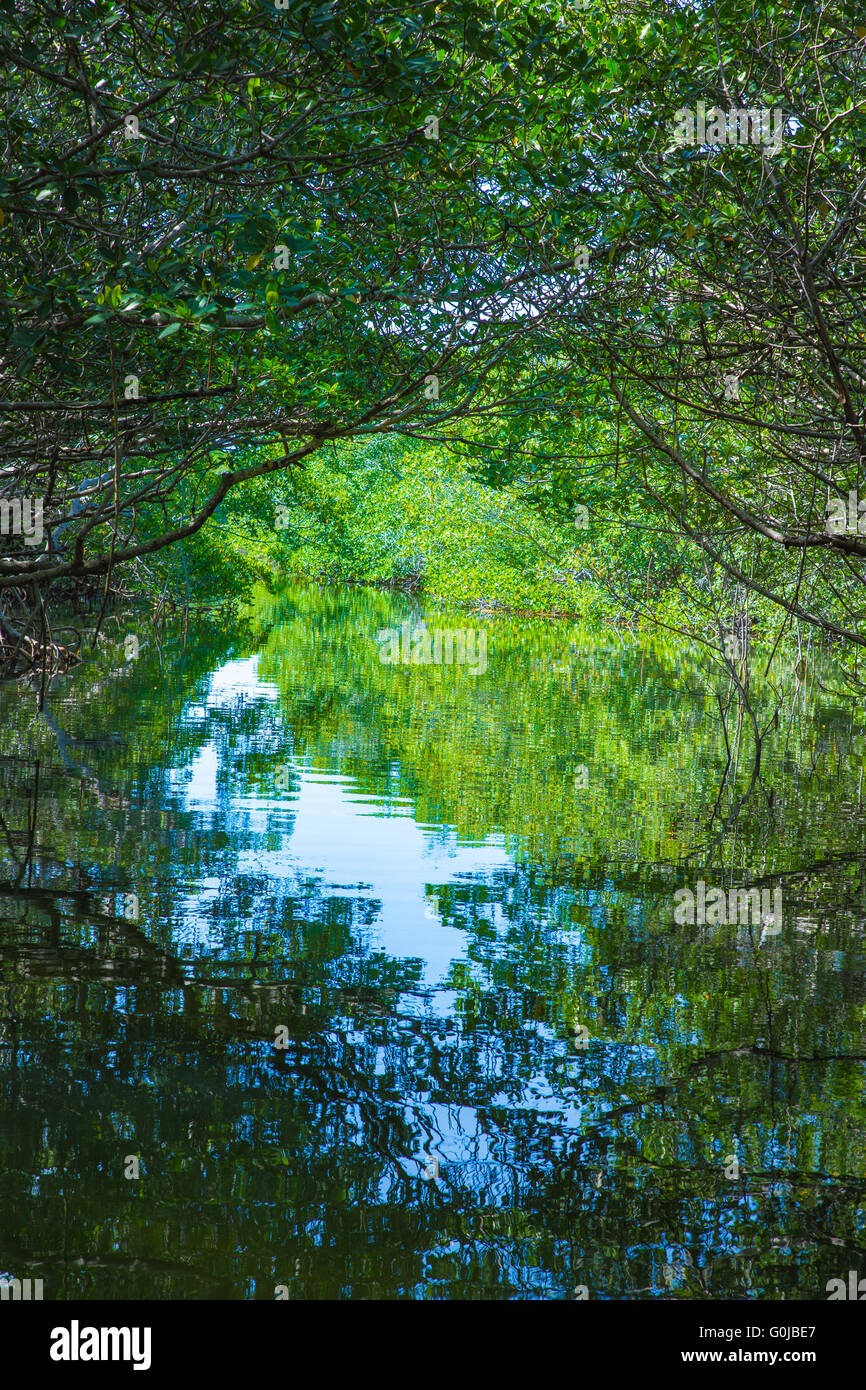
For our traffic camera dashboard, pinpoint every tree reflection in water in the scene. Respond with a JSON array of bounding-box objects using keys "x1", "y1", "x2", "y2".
[{"x1": 1, "y1": 584, "x2": 864, "y2": 1300}]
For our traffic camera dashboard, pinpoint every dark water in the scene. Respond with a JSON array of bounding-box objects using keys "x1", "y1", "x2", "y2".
[{"x1": 1, "y1": 583, "x2": 865, "y2": 1300}]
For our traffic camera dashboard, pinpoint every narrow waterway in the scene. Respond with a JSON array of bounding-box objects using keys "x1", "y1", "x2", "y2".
[{"x1": 1, "y1": 584, "x2": 864, "y2": 1299}]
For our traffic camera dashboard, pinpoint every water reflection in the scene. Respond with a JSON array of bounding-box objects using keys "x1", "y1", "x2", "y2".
[{"x1": 0, "y1": 583, "x2": 864, "y2": 1299}]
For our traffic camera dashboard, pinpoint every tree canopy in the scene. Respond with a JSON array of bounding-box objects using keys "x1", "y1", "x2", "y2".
[{"x1": 1, "y1": 0, "x2": 865, "y2": 674}]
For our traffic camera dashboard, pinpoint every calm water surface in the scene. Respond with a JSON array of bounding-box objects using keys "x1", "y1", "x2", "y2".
[{"x1": 1, "y1": 584, "x2": 865, "y2": 1299}]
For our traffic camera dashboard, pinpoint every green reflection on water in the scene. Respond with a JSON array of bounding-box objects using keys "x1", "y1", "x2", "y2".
[{"x1": 0, "y1": 583, "x2": 864, "y2": 1300}]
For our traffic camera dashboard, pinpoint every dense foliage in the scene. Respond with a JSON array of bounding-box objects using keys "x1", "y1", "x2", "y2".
[{"x1": 0, "y1": 0, "x2": 864, "y2": 679}]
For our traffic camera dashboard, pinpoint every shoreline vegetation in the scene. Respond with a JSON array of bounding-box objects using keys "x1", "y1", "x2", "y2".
[{"x1": 0, "y1": 1, "x2": 863, "y2": 705}]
